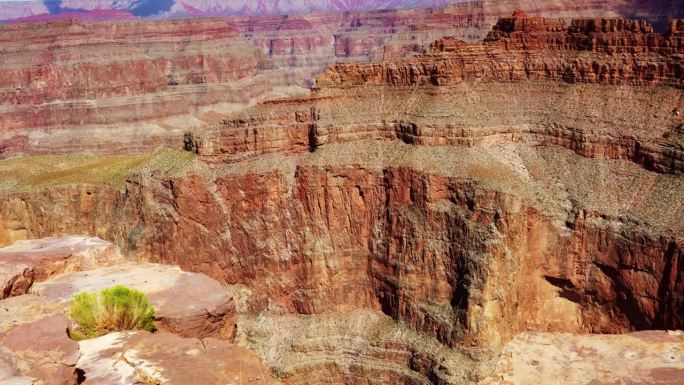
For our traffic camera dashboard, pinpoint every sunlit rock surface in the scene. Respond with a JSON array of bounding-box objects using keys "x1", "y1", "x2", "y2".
[
  {"x1": 0, "y1": 9, "x2": 682, "y2": 385},
  {"x1": 0, "y1": 237, "x2": 270, "y2": 384}
]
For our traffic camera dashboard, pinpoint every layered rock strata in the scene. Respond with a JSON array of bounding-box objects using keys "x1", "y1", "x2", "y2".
[
  {"x1": 3, "y1": 2, "x2": 683, "y2": 159},
  {"x1": 318, "y1": 14, "x2": 684, "y2": 88},
  {"x1": 0, "y1": 13, "x2": 682, "y2": 385},
  {"x1": 0, "y1": 18, "x2": 304, "y2": 158}
]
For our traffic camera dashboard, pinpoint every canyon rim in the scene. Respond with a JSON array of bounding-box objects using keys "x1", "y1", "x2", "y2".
[{"x1": 0, "y1": 1, "x2": 683, "y2": 384}]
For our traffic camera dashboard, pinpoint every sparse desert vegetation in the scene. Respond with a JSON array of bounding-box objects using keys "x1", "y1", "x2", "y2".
[{"x1": 69, "y1": 285, "x2": 156, "y2": 340}]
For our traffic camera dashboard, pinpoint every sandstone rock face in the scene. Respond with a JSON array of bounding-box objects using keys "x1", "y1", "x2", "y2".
[
  {"x1": 317, "y1": 13, "x2": 684, "y2": 88},
  {"x1": 479, "y1": 330, "x2": 684, "y2": 385},
  {"x1": 0, "y1": 237, "x2": 272, "y2": 384},
  {"x1": 0, "y1": 236, "x2": 122, "y2": 299},
  {"x1": 77, "y1": 331, "x2": 273, "y2": 385}
]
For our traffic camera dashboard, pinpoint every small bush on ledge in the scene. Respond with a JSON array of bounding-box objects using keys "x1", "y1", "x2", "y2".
[{"x1": 69, "y1": 285, "x2": 155, "y2": 340}]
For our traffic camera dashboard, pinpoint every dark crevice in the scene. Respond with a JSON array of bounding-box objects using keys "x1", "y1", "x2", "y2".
[
  {"x1": 76, "y1": 368, "x2": 86, "y2": 384},
  {"x1": 654, "y1": 241, "x2": 681, "y2": 328},
  {"x1": 544, "y1": 276, "x2": 582, "y2": 303}
]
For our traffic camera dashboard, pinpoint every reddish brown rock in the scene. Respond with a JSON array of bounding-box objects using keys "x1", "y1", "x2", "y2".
[
  {"x1": 0, "y1": 18, "x2": 293, "y2": 158},
  {"x1": 0, "y1": 315, "x2": 80, "y2": 385},
  {"x1": 317, "y1": 14, "x2": 684, "y2": 88},
  {"x1": 0, "y1": 11, "x2": 683, "y2": 385},
  {"x1": 0, "y1": 236, "x2": 122, "y2": 299},
  {"x1": 479, "y1": 331, "x2": 684, "y2": 385},
  {"x1": 77, "y1": 331, "x2": 274, "y2": 385},
  {"x1": 3, "y1": 3, "x2": 682, "y2": 159}
]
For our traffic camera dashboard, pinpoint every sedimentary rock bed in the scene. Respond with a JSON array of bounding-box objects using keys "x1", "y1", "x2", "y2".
[
  {"x1": 0, "y1": 18, "x2": 297, "y2": 158},
  {"x1": 0, "y1": 12, "x2": 682, "y2": 385},
  {"x1": 479, "y1": 331, "x2": 684, "y2": 385},
  {"x1": 3, "y1": 1, "x2": 682, "y2": 159}
]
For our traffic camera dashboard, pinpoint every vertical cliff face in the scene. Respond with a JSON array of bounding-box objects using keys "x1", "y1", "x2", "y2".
[{"x1": 318, "y1": 14, "x2": 684, "y2": 89}]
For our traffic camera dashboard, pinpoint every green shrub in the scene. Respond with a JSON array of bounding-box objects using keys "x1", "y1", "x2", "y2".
[{"x1": 69, "y1": 285, "x2": 156, "y2": 340}]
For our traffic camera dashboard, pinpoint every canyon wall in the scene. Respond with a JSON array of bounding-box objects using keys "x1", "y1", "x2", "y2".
[
  {"x1": 0, "y1": 12, "x2": 682, "y2": 385},
  {"x1": 3, "y1": 1, "x2": 683, "y2": 160},
  {"x1": 318, "y1": 14, "x2": 684, "y2": 88},
  {"x1": 0, "y1": 18, "x2": 305, "y2": 158}
]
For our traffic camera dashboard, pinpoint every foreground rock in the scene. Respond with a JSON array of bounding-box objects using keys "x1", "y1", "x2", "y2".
[
  {"x1": 78, "y1": 331, "x2": 274, "y2": 385},
  {"x1": 34, "y1": 262, "x2": 236, "y2": 339},
  {"x1": 0, "y1": 237, "x2": 269, "y2": 384},
  {"x1": 0, "y1": 236, "x2": 122, "y2": 299},
  {"x1": 480, "y1": 331, "x2": 684, "y2": 385},
  {"x1": 0, "y1": 315, "x2": 80, "y2": 385}
]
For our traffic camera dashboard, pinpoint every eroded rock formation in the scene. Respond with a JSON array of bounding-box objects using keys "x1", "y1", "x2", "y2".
[
  {"x1": 0, "y1": 237, "x2": 270, "y2": 384},
  {"x1": 3, "y1": 2, "x2": 683, "y2": 159},
  {"x1": 0, "y1": 18, "x2": 293, "y2": 158},
  {"x1": 0, "y1": 12, "x2": 682, "y2": 385},
  {"x1": 318, "y1": 13, "x2": 684, "y2": 88}
]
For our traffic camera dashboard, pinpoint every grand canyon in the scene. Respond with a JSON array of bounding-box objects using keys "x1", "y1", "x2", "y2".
[{"x1": 0, "y1": 0, "x2": 682, "y2": 384}]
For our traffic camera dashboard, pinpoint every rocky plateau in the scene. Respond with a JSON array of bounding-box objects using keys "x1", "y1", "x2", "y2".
[{"x1": 0, "y1": 6, "x2": 683, "y2": 385}]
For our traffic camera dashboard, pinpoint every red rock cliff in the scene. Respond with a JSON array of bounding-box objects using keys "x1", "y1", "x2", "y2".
[{"x1": 317, "y1": 13, "x2": 684, "y2": 88}]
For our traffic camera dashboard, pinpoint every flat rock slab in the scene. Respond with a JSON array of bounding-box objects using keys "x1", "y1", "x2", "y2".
[
  {"x1": 480, "y1": 331, "x2": 684, "y2": 385},
  {"x1": 0, "y1": 294, "x2": 62, "y2": 334},
  {"x1": 33, "y1": 262, "x2": 235, "y2": 339},
  {"x1": 0, "y1": 236, "x2": 122, "y2": 299},
  {"x1": 78, "y1": 331, "x2": 274, "y2": 385},
  {"x1": 0, "y1": 315, "x2": 79, "y2": 385}
]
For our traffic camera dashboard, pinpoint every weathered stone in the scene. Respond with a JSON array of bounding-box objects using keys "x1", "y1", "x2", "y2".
[
  {"x1": 0, "y1": 315, "x2": 80, "y2": 385},
  {"x1": 479, "y1": 331, "x2": 684, "y2": 385},
  {"x1": 0, "y1": 236, "x2": 122, "y2": 299},
  {"x1": 77, "y1": 331, "x2": 274, "y2": 385},
  {"x1": 33, "y1": 262, "x2": 235, "y2": 339}
]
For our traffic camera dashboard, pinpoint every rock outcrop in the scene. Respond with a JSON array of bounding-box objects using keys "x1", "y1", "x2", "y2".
[
  {"x1": 0, "y1": 237, "x2": 272, "y2": 384},
  {"x1": 0, "y1": 236, "x2": 121, "y2": 299},
  {"x1": 77, "y1": 331, "x2": 273, "y2": 385},
  {"x1": 0, "y1": 314, "x2": 80, "y2": 385},
  {"x1": 479, "y1": 330, "x2": 684, "y2": 385},
  {"x1": 33, "y1": 263, "x2": 236, "y2": 339}
]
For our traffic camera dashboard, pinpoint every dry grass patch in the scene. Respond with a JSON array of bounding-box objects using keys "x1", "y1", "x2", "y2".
[{"x1": 69, "y1": 285, "x2": 156, "y2": 340}]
